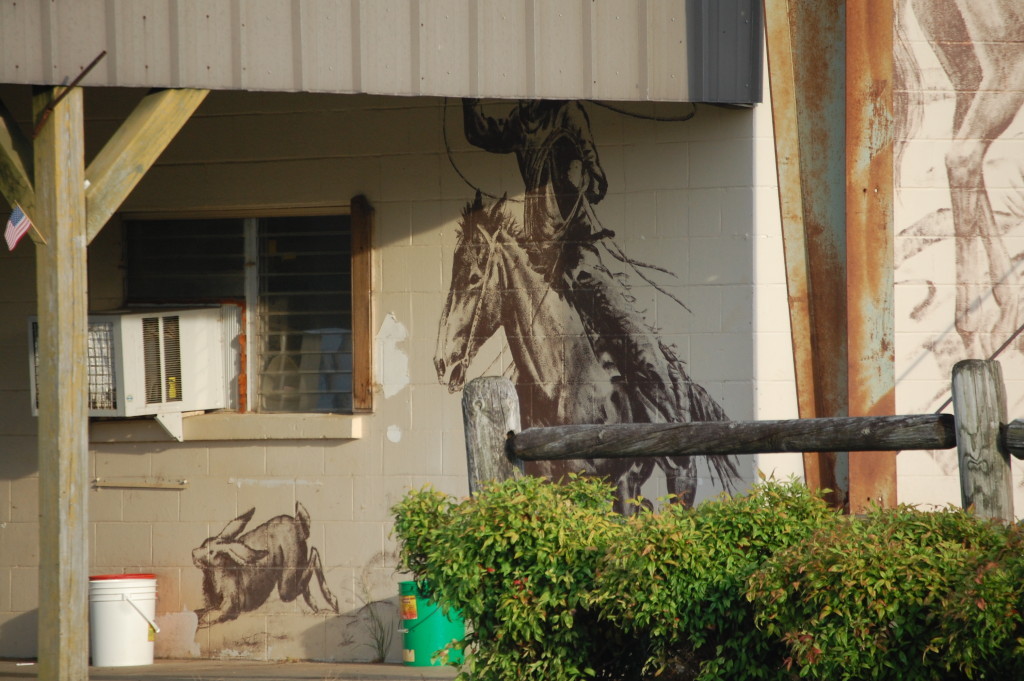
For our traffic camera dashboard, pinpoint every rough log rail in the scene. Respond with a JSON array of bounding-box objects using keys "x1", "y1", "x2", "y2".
[
  {"x1": 509, "y1": 414, "x2": 962, "y2": 461},
  {"x1": 463, "y1": 360, "x2": 1020, "y2": 522}
]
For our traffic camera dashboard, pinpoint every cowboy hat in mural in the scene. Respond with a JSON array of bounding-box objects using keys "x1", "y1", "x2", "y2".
[{"x1": 192, "y1": 501, "x2": 339, "y2": 626}]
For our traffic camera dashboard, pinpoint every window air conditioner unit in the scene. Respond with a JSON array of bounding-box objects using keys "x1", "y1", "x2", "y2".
[{"x1": 29, "y1": 306, "x2": 241, "y2": 440}]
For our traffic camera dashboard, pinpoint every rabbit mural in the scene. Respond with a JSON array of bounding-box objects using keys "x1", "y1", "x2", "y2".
[{"x1": 192, "y1": 501, "x2": 340, "y2": 626}]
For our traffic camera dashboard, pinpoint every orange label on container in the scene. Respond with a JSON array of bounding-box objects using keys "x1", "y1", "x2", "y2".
[{"x1": 400, "y1": 595, "x2": 418, "y2": 621}]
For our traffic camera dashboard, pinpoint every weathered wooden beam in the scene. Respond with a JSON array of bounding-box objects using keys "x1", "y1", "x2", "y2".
[
  {"x1": 1001, "y1": 420, "x2": 1024, "y2": 460},
  {"x1": 462, "y1": 377, "x2": 523, "y2": 494},
  {"x1": 510, "y1": 414, "x2": 956, "y2": 462},
  {"x1": 85, "y1": 88, "x2": 208, "y2": 243},
  {"x1": 33, "y1": 85, "x2": 90, "y2": 681},
  {"x1": 350, "y1": 195, "x2": 374, "y2": 413},
  {"x1": 952, "y1": 360, "x2": 1013, "y2": 522},
  {"x1": 0, "y1": 96, "x2": 42, "y2": 241}
]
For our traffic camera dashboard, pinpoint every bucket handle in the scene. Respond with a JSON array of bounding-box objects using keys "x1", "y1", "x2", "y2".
[{"x1": 126, "y1": 594, "x2": 161, "y2": 634}]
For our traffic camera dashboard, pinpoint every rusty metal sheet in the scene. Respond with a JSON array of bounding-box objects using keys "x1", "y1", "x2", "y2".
[
  {"x1": 765, "y1": 0, "x2": 896, "y2": 511},
  {"x1": 765, "y1": 0, "x2": 850, "y2": 508},
  {"x1": 846, "y1": 0, "x2": 896, "y2": 512}
]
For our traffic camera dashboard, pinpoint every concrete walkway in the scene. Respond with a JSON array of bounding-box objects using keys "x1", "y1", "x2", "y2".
[{"x1": 0, "y1": 660, "x2": 458, "y2": 681}]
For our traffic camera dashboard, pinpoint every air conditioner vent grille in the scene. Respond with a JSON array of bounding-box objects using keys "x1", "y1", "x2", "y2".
[
  {"x1": 88, "y1": 322, "x2": 118, "y2": 410},
  {"x1": 30, "y1": 321, "x2": 120, "y2": 411},
  {"x1": 143, "y1": 317, "x2": 161, "y2": 404},
  {"x1": 163, "y1": 316, "x2": 182, "y2": 403}
]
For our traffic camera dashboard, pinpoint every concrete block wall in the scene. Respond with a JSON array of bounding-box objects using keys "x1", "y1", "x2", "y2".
[
  {"x1": 0, "y1": 88, "x2": 780, "y2": 661},
  {"x1": 894, "y1": 2, "x2": 1024, "y2": 512}
]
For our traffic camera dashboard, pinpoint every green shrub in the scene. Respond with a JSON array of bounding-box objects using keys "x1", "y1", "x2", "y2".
[
  {"x1": 393, "y1": 476, "x2": 1024, "y2": 681},
  {"x1": 590, "y1": 478, "x2": 838, "y2": 681},
  {"x1": 933, "y1": 521, "x2": 1024, "y2": 678},
  {"x1": 748, "y1": 504, "x2": 1018, "y2": 680},
  {"x1": 392, "y1": 475, "x2": 638, "y2": 681}
]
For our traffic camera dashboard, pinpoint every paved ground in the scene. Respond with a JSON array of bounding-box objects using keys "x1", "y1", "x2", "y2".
[{"x1": 0, "y1": 660, "x2": 458, "y2": 681}]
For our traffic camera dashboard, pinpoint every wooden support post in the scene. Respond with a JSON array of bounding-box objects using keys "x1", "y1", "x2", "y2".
[
  {"x1": 951, "y1": 360, "x2": 1013, "y2": 522},
  {"x1": 33, "y1": 86, "x2": 90, "y2": 681},
  {"x1": 462, "y1": 377, "x2": 523, "y2": 495}
]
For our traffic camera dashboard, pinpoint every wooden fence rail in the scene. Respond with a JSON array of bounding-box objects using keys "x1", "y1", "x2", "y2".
[{"x1": 463, "y1": 360, "x2": 1022, "y2": 522}]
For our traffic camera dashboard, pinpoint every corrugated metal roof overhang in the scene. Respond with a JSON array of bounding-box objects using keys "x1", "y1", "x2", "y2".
[{"x1": 0, "y1": 0, "x2": 762, "y2": 105}]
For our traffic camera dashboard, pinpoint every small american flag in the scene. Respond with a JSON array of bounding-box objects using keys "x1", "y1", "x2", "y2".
[{"x1": 5, "y1": 205, "x2": 32, "y2": 251}]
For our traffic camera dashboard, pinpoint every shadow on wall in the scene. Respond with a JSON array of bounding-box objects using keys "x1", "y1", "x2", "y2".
[{"x1": 0, "y1": 609, "x2": 38, "y2": 658}]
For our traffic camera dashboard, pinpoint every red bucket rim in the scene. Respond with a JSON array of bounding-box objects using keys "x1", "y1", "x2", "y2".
[{"x1": 89, "y1": 573, "x2": 156, "y2": 581}]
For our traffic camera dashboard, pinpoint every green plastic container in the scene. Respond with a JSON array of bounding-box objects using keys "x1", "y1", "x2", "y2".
[{"x1": 398, "y1": 581, "x2": 465, "y2": 667}]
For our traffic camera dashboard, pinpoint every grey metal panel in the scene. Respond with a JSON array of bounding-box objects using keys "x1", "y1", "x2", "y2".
[
  {"x1": 50, "y1": 0, "x2": 110, "y2": 87},
  {"x1": 297, "y1": 0, "x2": 357, "y2": 92},
  {"x1": 174, "y1": 0, "x2": 237, "y2": 90},
  {"x1": 475, "y1": 0, "x2": 530, "y2": 97},
  {"x1": 417, "y1": 0, "x2": 472, "y2": 96},
  {"x1": 239, "y1": 0, "x2": 300, "y2": 91},
  {"x1": 0, "y1": 0, "x2": 763, "y2": 103},
  {"x1": 689, "y1": 0, "x2": 764, "y2": 104},
  {"x1": 110, "y1": 0, "x2": 174, "y2": 87},
  {"x1": 533, "y1": 0, "x2": 589, "y2": 99},
  {"x1": 646, "y1": 0, "x2": 692, "y2": 101},
  {"x1": 358, "y1": 0, "x2": 414, "y2": 95},
  {"x1": 592, "y1": 0, "x2": 643, "y2": 101},
  {"x1": 0, "y1": 0, "x2": 47, "y2": 82}
]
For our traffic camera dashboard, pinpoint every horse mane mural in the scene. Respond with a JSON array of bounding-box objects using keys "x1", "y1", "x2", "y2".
[{"x1": 435, "y1": 99, "x2": 740, "y2": 511}]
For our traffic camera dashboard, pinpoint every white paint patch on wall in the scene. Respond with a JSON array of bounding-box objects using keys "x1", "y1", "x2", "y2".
[
  {"x1": 155, "y1": 609, "x2": 201, "y2": 658},
  {"x1": 387, "y1": 425, "x2": 402, "y2": 443},
  {"x1": 375, "y1": 313, "x2": 410, "y2": 398}
]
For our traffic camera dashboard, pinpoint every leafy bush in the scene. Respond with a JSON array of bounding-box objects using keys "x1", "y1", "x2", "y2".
[
  {"x1": 590, "y1": 479, "x2": 839, "y2": 681},
  {"x1": 748, "y1": 504, "x2": 1020, "y2": 680},
  {"x1": 392, "y1": 475, "x2": 638, "y2": 681},
  {"x1": 393, "y1": 477, "x2": 1024, "y2": 681},
  {"x1": 924, "y1": 518, "x2": 1024, "y2": 678}
]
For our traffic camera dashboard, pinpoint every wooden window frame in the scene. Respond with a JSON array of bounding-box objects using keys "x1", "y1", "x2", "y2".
[{"x1": 120, "y1": 194, "x2": 374, "y2": 416}]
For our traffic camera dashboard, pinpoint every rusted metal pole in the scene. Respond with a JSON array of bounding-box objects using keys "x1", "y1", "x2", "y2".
[
  {"x1": 845, "y1": 0, "x2": 896, "y2": 513},
  {"x1": 762, "y1": 0, "x2": 821, "y2": 482},
  {"x1": 764, "y1": 0, "x2": 850, "y2": 508}
]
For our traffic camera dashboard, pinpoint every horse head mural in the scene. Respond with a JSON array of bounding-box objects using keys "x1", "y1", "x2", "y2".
[{"x1": 435, "y1": 192, "x2": 739, "y2": 512}]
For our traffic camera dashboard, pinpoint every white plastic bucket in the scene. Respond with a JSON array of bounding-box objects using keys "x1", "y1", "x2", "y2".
[{"x1": 88, "y1": 574, "x2": 159, "y2": 667}]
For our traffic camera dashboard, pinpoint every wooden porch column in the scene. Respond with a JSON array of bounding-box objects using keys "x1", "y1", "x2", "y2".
[
  {"x1": 33, "y1": 86, "x2": 90, "y2": 681},
  {"x1": 0, "y1": 84, "x2": 208, "y2": 681}
]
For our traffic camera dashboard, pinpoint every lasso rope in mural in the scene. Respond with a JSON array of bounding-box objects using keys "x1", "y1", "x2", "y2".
[{"x1": 442, "y1": 97, "x2": 697, "y2": 316}]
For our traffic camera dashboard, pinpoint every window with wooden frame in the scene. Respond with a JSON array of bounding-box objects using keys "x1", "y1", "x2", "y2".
[{"x1": 121, "y1": 196, "x2": 373, "y2": 415}]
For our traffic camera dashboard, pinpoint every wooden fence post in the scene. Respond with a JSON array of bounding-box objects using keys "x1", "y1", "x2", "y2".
[
  {"x1": 951, "y1": 360, "x2": 1014, "y2": 522},
  {"x1": 462, "y1": 376, "x2": 523, "y2": 495}
]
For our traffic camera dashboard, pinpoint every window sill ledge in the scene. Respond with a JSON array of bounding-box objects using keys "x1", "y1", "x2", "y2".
[{"x1": 89, "y1": 413, "x2": 364, "y2": 443}]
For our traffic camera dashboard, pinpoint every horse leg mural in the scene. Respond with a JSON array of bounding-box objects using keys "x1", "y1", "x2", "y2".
[
  {"x1": 436, "y1": 99, "x2": 740, "y2": 510},
  {"x1": 906, "y1": 0, "x2": 1024, "y2": 359}
]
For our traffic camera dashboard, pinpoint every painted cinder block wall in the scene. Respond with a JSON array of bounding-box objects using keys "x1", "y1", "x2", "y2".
[
  {"x1": 893, "y1": 1, "x2": 1024, "y2": 511},
  {"x1": 0, "y1": 89, "x2": 790, "y2": 661}
]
